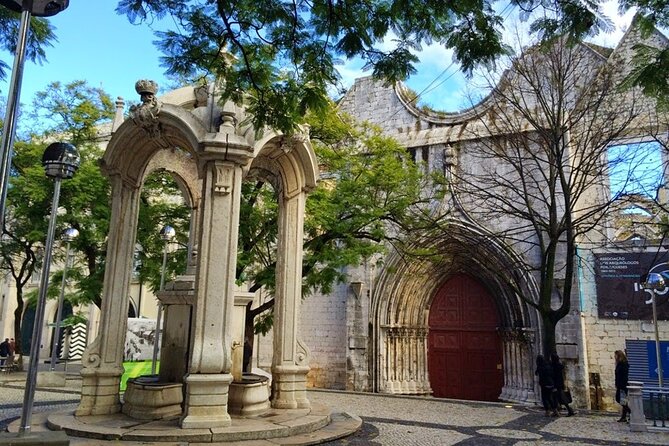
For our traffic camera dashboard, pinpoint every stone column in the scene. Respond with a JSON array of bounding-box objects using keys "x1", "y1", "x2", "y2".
[
  {"x1": 381, "y1": 328, "x2": 390, "y2": 392},
  {"x1": 77, "y1": 176, "x2": 139, "y2": 416},
  {"x1": 498, "y1": 331, "x2": 509, "y2": 400},
  {"x1": 628, "y1": 382, "x2": 647, "y2": 432},
  {"x1": 523, "y1": 329, "x2": 537, "y2": 403},
  {"x1": 409, "y1": 328, "x2": 418, "y2": 394},
  {"x1": 511, "y1": 334, "x2": 521, "y2": 400},
  {"x1": 272, "y1": 191, "x2": 311, "y2": 409},
  {"x1": 181, "y1": 160, "x2": 244, "y2": 428},
  {"x1": 421, "y1": 328, "x2": 432, "y2": 394}
]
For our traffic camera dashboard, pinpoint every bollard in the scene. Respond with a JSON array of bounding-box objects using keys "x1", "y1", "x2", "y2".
[{"x1": 628, "y1": 381, "x2": 647, "y2": 432}]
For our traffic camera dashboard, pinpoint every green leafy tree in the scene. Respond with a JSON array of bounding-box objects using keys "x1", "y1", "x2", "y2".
[
  {"x1": 0, "y1": 81, "x2": 193, "y2": 355},
  {"x1": 239, "y1": 101, "x2": 440, "y2": 363},
  {"x1": 135, "y1": 171, "x2": 191, "y2": 294},
  {"x1": 115, "y1": 0, "x2": 611, "y2": 133},
  {"x1": 618, "y1": 2, "x2": 669, "y2": 110},
  {"x1": 0, "y1": 139, "x2": 49, "y2": 356},
  {"x1": 0, "y1": 80, "x2": 114, "y2": 354},
  {"x1": 0, "y1": 7, "x2": 57, "y2": 81}
]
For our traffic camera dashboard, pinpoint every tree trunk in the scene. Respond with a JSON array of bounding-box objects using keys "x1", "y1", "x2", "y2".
[
  {"x1": 13, "y1": 287, "x2": 24, "y2": 356},
  {"x1": 542, "y1": 312, "x2": 557, "y2": 356}
]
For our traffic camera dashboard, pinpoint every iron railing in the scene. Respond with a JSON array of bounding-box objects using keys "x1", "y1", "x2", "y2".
[{"x1": 643, "y1": 386, "x2": 669, "y2": 428}]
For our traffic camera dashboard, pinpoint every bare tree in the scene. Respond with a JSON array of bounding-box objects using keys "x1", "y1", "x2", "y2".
[{"x1": 447, "y1": 37, "x2": 661, "y2": 354}]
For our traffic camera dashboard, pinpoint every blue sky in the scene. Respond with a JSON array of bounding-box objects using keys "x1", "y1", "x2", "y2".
[
  {"x1": 0, "y1": 2, "x2": 170, "y2": 110},
  {"x1": 0, "y1": 1, "x2": 637, "y2": 119}
]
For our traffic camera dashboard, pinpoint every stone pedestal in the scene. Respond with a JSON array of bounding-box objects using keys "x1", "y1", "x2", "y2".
[
  {"x1": 122, "y1": 377, "x2": 183, "y2": 420},
  {"x1": 272, "y1": 365, "x2": 310, "y2": 409},
  {"x1": 181, "y1": 373, "x2": 233, "y2": 428},
  {"x1": 628, "y1": 381, "x2": 647, "y2": 432},
  {"x1": 36, "y1": 371, "x2": 66, "y2": 388}
]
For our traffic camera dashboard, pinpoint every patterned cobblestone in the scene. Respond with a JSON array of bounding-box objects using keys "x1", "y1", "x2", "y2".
[{"x1": 0, "y1": 374, "x2": 667, "y2": 445}]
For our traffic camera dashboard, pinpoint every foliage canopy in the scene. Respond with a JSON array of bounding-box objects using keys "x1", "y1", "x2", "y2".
[{"x1": 115, "y1": 0, "x2": 614, "y2": 133}]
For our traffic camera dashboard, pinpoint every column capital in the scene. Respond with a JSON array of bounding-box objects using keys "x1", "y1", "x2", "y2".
[{"x1": 200, "y1": 134, "x2": 254, "y2": 166}]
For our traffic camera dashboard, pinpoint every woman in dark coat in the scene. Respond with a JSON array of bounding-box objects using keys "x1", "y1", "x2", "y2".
[
  {"x1": 550, "y1": 352, "x2": 574, "y2": 416},
  {"x1": 615, "y1": 350, "x2": 630, "y2": 422},
  {"x1": 536, "y1": 354, "x2": 558, "y2": 416}
]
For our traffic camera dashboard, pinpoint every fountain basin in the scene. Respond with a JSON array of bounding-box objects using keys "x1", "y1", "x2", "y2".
[
  {"x1": 122, "y1": 375, "x2": 183, "y2": 420},
  {"x1": 228, "y1": 373, "x2": 270, "y2": 416}
]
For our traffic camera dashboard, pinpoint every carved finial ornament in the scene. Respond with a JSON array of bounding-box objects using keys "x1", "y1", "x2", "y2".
[{"x1": 129, "y1": 79, "x2": 168, "y2": 146}]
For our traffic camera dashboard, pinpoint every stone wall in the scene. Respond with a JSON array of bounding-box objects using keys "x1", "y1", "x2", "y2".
[
  {"x1": 301, "y1": 282, "x2": 348, "y2": 389},
  {"x1": 578, "y1": 248, "x2": 669, "y2": 411}
]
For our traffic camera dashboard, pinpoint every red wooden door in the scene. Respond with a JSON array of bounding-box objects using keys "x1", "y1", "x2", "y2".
[{"x1": 428, "y1": 274, "x2": 503, "y2": 401}]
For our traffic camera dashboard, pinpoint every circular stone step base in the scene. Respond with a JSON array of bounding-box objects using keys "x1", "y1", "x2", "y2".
[{"x1": 8, "y1": 403, "x2": 362, "y2": 445}]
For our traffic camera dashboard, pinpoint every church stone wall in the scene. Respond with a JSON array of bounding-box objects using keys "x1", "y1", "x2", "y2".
[{"x1": 301, "y1": 282, "x2": 348, "y2": 389}]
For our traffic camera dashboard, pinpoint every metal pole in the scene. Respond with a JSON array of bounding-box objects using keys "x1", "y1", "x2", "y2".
[
  {"x1": 49, "y1": 240, "x2": 70, "y2": 371},
  {"x1": 651, "y1": 288, "x2": 664, "y2": 388},
  {"x1": 0, "y1": 7, "x2": 31, "y2": 231},
  {"x1": 19, "y1": 177, "x2": 62, "y2": 434},
  {"x1": 151, "y1": 241, "x2": 169, "y2": 375}
]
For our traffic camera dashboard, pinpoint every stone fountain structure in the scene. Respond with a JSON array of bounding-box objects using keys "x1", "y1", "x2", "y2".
[{"x1": 23, "y1": 81, "x2": 361, "y2": 443}]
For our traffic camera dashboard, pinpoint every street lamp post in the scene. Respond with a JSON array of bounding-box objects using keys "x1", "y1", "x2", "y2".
[
  {"x1": 19, "y1": 142, "x2": 79, "y2": 435},
  {"x1": 642, "y1": 272, "x2": 665, "y2": 389},
  {"x1": 49, "y1": 227, "x2": 78, "y2": 371},
  {"x1": 0, "y1": 1, "x2": 70, "y2": 231},
  {"x1": 151, "y1": 225, "x2": 175, "y2": 375}
]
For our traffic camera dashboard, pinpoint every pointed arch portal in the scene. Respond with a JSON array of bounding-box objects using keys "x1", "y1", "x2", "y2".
[{"x1": 371, "y1": 220, "x2": 541, "y2": 404}]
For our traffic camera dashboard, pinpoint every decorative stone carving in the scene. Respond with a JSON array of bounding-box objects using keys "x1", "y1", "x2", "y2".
[
  {"x1": 214, "y1": 161, "x2": 233, "y2": 195},
  {"x1": 129, "y1": 79, "x2": 168, "y2": 146},
  {"x1": 296, "y1": 338, "x2": 310, "y2": 365},
  {"x1": 443, "y1": 143, "x2": 458, "y2": 167}
]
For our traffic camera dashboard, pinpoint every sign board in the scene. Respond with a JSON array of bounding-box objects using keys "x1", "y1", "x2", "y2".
[
  {"x1": 646, "y1": 340, "x2": 669, "y2": 380},
  {"x1": 594, "y1": 252, "x2": 669, "y2": 320}
]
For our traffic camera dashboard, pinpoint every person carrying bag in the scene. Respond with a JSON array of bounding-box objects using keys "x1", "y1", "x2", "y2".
[{"x1": 551, "y1": 352, "x2": 575, "y2": 416}]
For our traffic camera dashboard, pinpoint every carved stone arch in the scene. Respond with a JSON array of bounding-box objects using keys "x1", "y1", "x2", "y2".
[
  {"x1": 252, "y1": 132, "x2": 318, "y2": 196},
  {"x1": 77, "y1": 102, "x2": 210, "y2": 417},
  {"x1": 370, "y1": 219, "x2": 540, "y2": 403},
  {"x1": 242, "y1": 131, "x2": 318, "y2": 410},
  {"x1": 101, "y1": 104, "x2": 207, "y2": 187}
]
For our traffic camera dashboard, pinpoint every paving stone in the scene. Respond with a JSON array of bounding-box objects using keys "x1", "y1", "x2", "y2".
[{"x1": 1, "y1": 379, "x2": 668, "y2": 445}]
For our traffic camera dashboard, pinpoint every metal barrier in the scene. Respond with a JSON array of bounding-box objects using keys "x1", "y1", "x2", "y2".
[
  {"x1": 647, "y1": 388, "x2": 669, "y2": 428},
  {"x1": 631, "y1": 381, "x2": 669, "y2": 431}
]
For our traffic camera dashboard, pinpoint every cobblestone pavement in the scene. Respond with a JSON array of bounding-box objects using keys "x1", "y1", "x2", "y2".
[
  {"x1": 1, "y1": 373, "x2": 668, "y2": 445},
  {"x1": 309, "y1": 391, "x2": 669, "y2": 446}
]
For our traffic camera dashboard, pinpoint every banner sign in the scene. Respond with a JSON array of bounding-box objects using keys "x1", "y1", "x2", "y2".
[{"x1": 594, "y1": 252, "x2": 669, "y2": 320}]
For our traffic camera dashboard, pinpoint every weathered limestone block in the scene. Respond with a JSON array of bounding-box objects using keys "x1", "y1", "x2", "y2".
[{"x1": 181, "y1": 373, "x2": 233, "y2": 428}]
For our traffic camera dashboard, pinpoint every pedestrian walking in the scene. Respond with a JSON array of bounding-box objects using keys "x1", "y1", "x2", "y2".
[
  {"x1": 536, "y1": 354, "x2": 558, "y2": 417},
  {"x1": 0, "y1": 338, "x2": 9, "y2": 365},
  {"x1": 550, "y1": 352, "x2": 575, "y2": 416},
  {"x1": 614, "y1": 350, "x2": 630, "y2": 422}
]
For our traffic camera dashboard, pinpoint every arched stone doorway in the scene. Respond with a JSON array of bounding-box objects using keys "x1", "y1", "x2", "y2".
[
  {"x1": 428, "y1": 274, "x2": 503, "y2": 401},
  {"x1": 371, "y1": 220, "x2": 541, "y2": 404}
]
